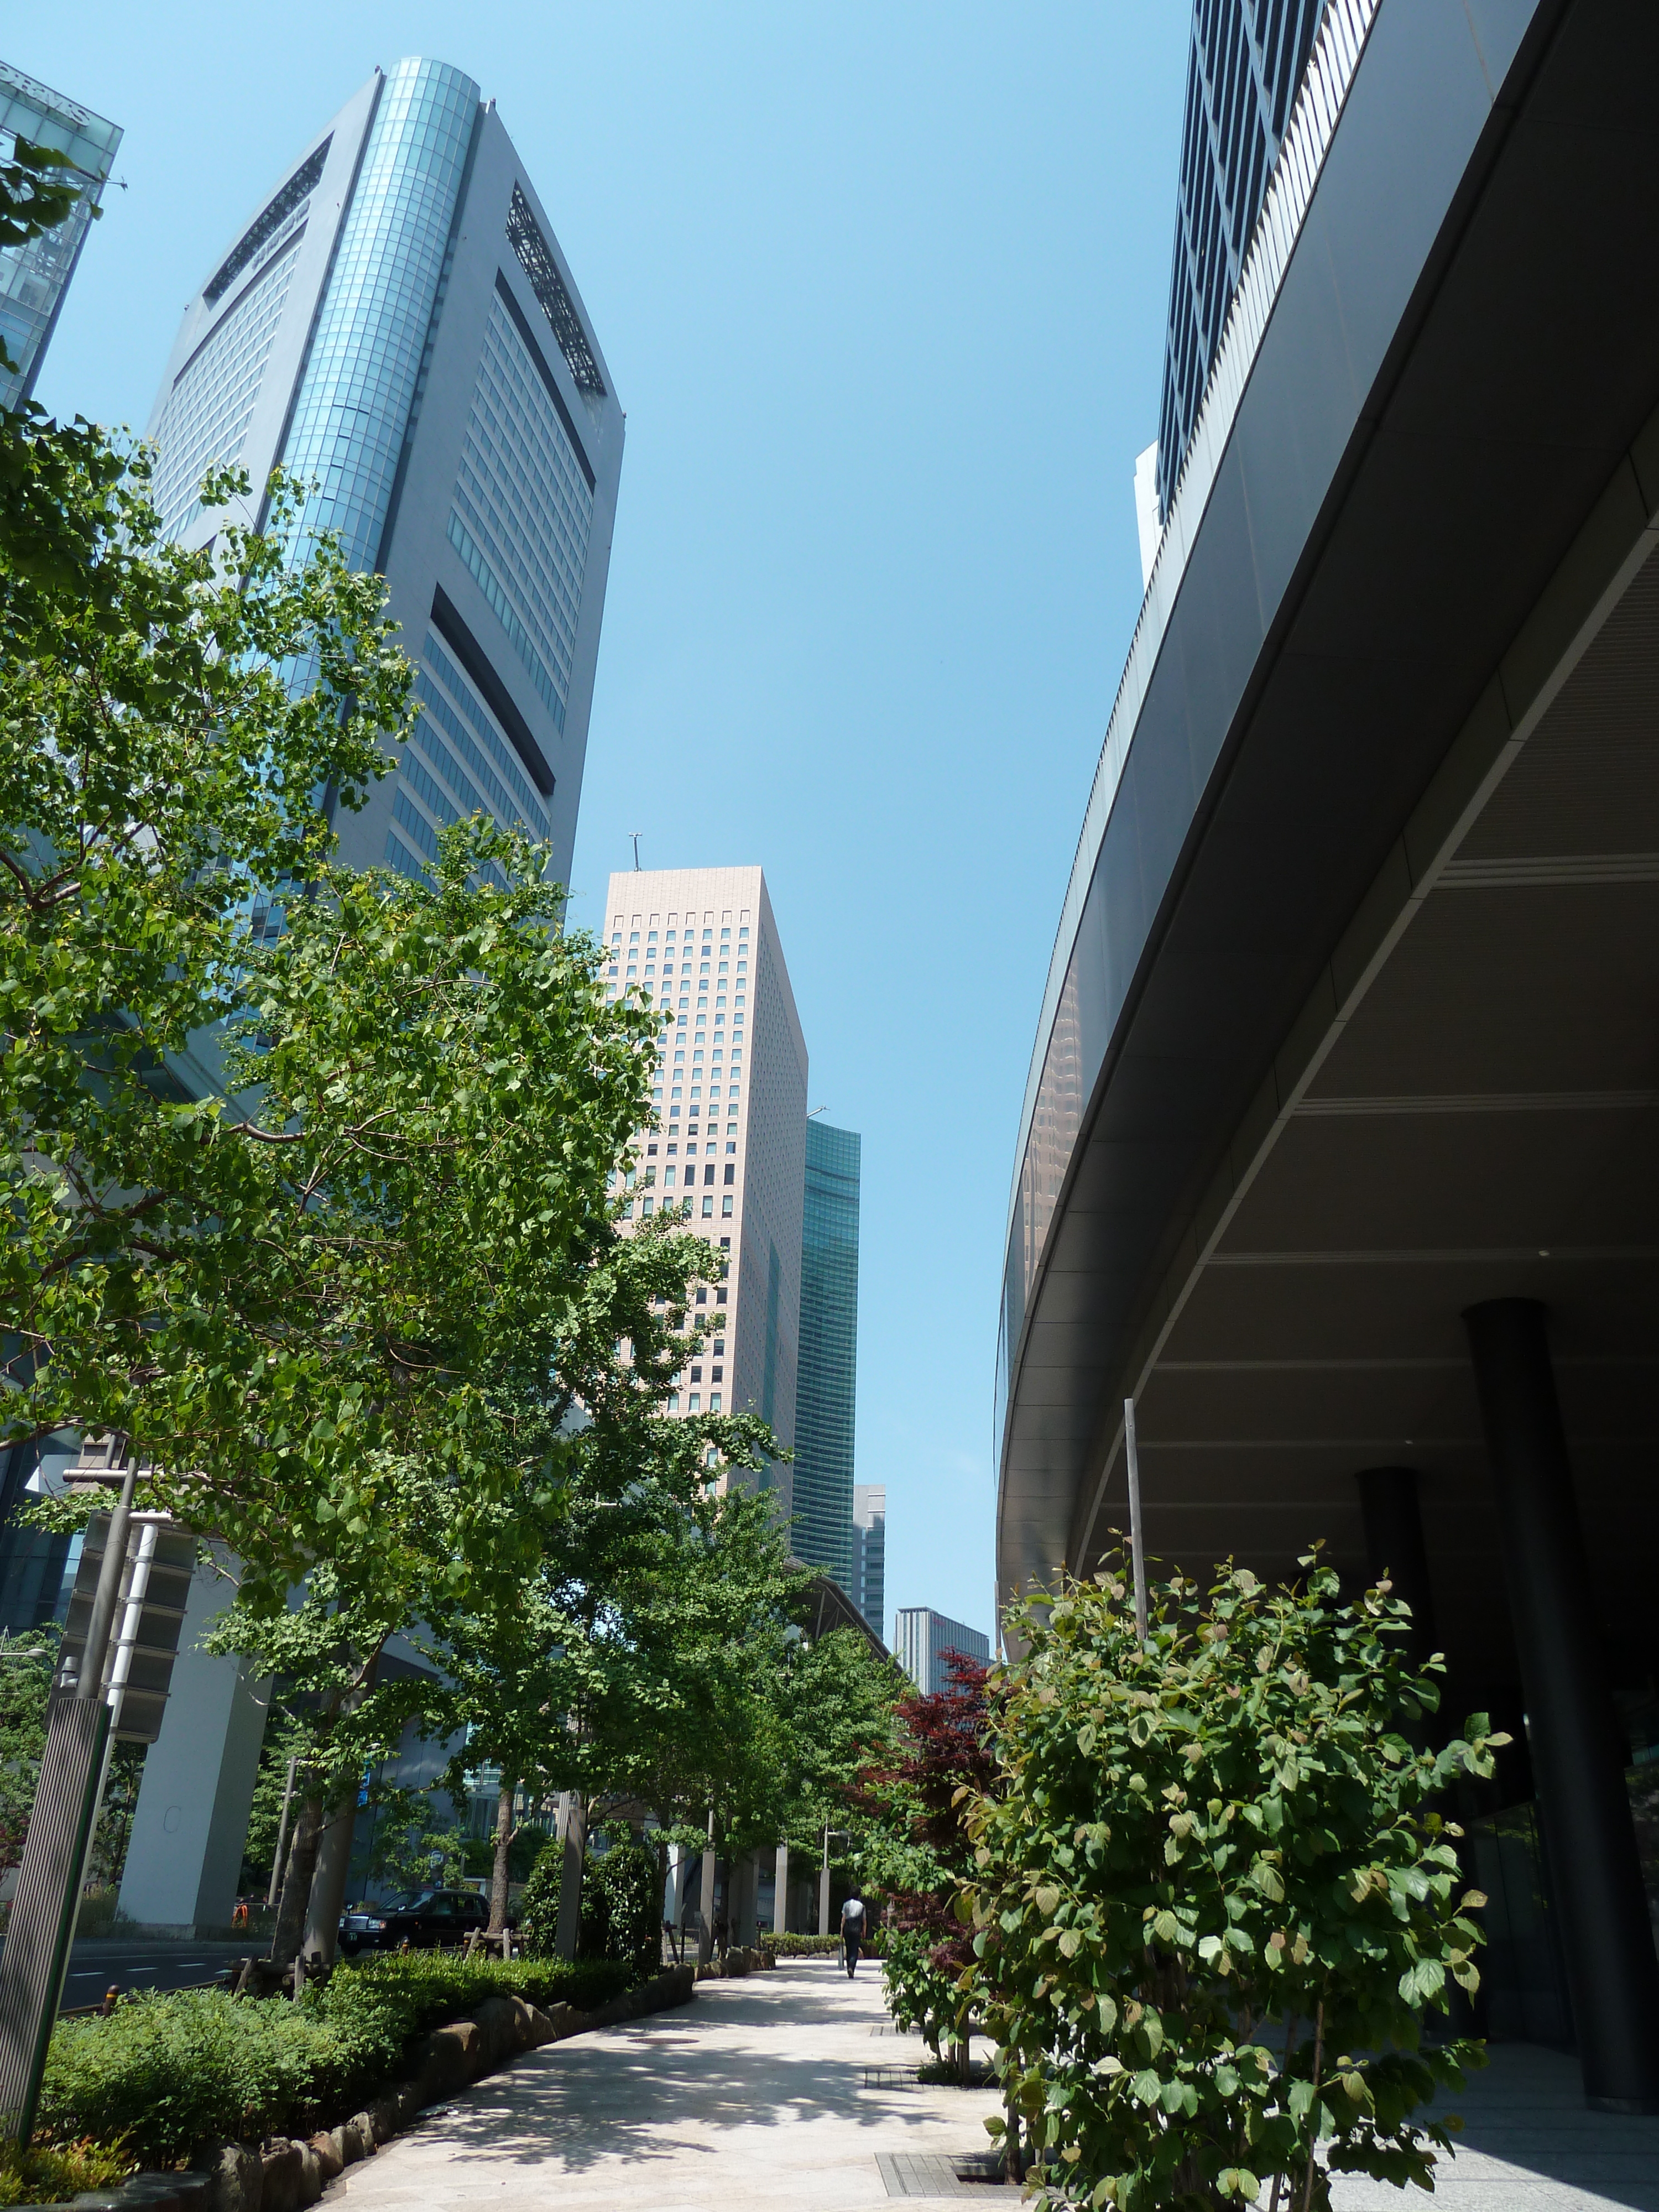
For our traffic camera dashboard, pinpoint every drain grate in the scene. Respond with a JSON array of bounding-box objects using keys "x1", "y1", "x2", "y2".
[
  {"x1": 864, "y1": 2062, "x2": 920, "y2": 2088},
  {"x1": 877, "y1": 2151, "x2": 1016, "y2": 2197}
]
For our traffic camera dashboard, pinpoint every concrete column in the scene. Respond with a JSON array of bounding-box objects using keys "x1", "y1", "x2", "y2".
[
  {"x1": 118, "y1": 1554, "x2": 268, "y2": 1935},
  {"x1": 1355, "y1": 1466, "x2": 1437, "y2": 1672},
  {"x1": 818, "y1": 1861, "x2": 831, "y2": 1937},
  {"x1": 774, "y1": 1841, "x2": 789, "y2": 1934},
  {"x1": 1464, "y1": 1297, "x2": 1659, "y2": 2113}
]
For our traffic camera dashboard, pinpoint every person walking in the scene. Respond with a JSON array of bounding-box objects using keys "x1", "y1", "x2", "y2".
[{"x1": 839, "y1": 1893, "x2": 867, "y2": 1979}]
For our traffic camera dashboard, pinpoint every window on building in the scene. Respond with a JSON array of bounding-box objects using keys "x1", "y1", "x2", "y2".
[
  {"x1": 723, "y1": 1165, "x2": 734, "y2": 1185},
  {"x1": 721, "y1": 1195, "x2": 733, "y2": 1217},
  {"x1": 690, "y1": 1366, "x2": 702, "y2": 1383},
  {"x1": 641, "y1": 1196, "x2": 654, "y2": 1215},
  {"x1": 713, "y1": 1339, "x2": 726, "y2": 1356},
  {"x1": 647, "y1": 1142, "x2": 658, "y2": 1156},
  {"x1": 726, "y1": 1141, "x2": 736, "y2": 1154},
  {"x1": 696, "y1": 1288, "x2": 708, "y2": 1305},
  {"x1": 715, "y1": 1284, "x2": 727, "y2": 1305},
  {"x1": 704, "y1": 1164, "x2": 716, "y2": 1184},
  {"x1": 688, "y1": 1393, "x2": 701, "y2": 1413},
  {"x1": 701, "y1": 1195, "x2": 713, "y2": 1216},
  {"x1": 644, "y1": 1166, "x2": 656, "y2": 1185},
  {"x1": 664, "y1": 1166, "x2": 676, "y2": 1186},
  {"x1": 648, "y1": 931, "x2": 658, "y2": 943}
]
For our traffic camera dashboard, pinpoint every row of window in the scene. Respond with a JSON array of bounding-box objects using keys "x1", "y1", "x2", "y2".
[
  {"x1": 635, "y1": 1194, "x2": 733, "y2": 1219},
  {"x1": 669, "y1": 1392, "x2": 720, "y2": 1415}
]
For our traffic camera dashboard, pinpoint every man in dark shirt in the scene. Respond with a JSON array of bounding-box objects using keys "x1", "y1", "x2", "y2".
[{"x1": 839, "y1": 1894, "x2": 866, "y2": 1979}]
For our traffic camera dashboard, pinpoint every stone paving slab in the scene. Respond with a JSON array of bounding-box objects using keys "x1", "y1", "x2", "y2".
[{"x1": 331, "y1": 1961, "x2": 1658, "y2": 2212}]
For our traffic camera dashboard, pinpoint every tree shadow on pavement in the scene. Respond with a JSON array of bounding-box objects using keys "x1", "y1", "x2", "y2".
[{"x1": 392, "y1": 1961, "x2": 998, "y2": 2178}]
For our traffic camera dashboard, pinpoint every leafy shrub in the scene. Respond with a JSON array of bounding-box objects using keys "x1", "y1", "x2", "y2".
[
  {"x1": 760, "y1": 1930, "x2": 885, "y2": 1958},
  {"x1": 0, "y1": 2134, "x2": 132, "y2": 2205},
  {"x1": 38, "y1": 1950, "x2": 628, "y2": 2168},
  {"x1": 591, "y1": 1839, "x2": 660, "y2": 1982},
  {"x1": 964, "y1": 1550, "x2": 1507, "y2": 2208},
  {"x1": 858, "y1": 1652, "x2": 993, "y2": 2062},
  {"x1": 518, "y1": 1835, "x2": 563, "y2": 1958}
]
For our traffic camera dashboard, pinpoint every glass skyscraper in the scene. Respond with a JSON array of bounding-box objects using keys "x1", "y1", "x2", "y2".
[
  {"x1": 145, "y1": 59, "x2": 624, "y2": 890},
  {"x1": 0, "y1": 60, "x2": 121, "y2": 412},
  {"x1": 1154, "y1": 0, "x2": 1327, "y2": 517},
  {"x1": 794, "y1": 1120, "x2": 861, "y2": 1598},
  {"x1": 894, "y1": 1608, "x2": 989, "y2": 1699}
]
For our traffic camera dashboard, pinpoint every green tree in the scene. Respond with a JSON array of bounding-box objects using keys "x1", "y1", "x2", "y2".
[
  {"x1": 858, "y1": 1652, "x2": 992, "y2": 2072},
  {"x1": 0, "y1": 1630, "x2": 58, "y2": 1870},
  {"x1": 964, "y1": 1548, "x2": 1507, "y2": 2208}
]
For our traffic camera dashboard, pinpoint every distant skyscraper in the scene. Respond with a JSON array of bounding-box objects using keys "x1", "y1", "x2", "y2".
[
  {"x1": 1154, "y1": 0, "x2": 1327, "y2": 517},
  {"x1": 851, "y1": 1484, "x2": 885, "y2": 1645},
  {"x1": 0, "y1": 61, "x2": 121, "y2": 411},
  {"x1": 606, "y1": 867, "x2": 807, "y2": 1522},
  {"x1": 795, "y1": 1120, "x2": 860, "y2": 1593},
  {"x1": 146, "y1": 59, "x2": 623, "y2": 891},
  {"x1": 894, "y1": 1607, "x2": 989, "y2": 1698}
]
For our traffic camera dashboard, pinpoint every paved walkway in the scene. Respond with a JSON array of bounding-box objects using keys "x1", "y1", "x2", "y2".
[
  {"x1": 332, "y1": 1961, "x2": 1659, "y2": 2210},
  {"x1": 333, "y1": 1958, "x2": 1003, "y2": 2209}
]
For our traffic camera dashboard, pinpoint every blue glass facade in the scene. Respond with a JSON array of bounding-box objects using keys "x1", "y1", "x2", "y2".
[
  {"x1": 145, "y1": 58, "x2": 625, "y2": 898},
  {"x1": 448, "y1": 294, "x2": 594, "y2": 731},
  {"x1": 794, "y1": 1120, "x2": 860, "y2": 1595},
  {"x1": 280, "y1": 58, "x2": 480, "y2": 575},
  {"x1": 0, "y1": 60, "x2": 121, "y2": 411}
]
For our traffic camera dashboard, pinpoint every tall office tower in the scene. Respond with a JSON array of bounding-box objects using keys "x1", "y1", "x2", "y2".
[
  {"x1": 146, "y1": 59, "x2": 623, "y2": 889},
  {"x1": 850, "y1": 1484, "x2": 885, "y2": 1645},
  {"x1": 794, "y1": 1121, "x2": 861, "y2": 1593},
  {"x1": 894, "y1": 1608, "x2": 989, "y2": 1699},
  {"x1": 0, "y1": 61, "x2": 121, "y2": 411},
  {"x1": 606, "y1": 868, "x2": 807, "y2": 1521},
  {"x1": 1154, "y1": 0, "x2": 1327, "y2": 517}
]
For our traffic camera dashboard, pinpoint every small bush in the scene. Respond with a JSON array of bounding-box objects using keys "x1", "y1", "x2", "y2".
[
  {"x1": 38, "y1": 1950, "x2": 629, "y2": 2168},
  {"x1": 517, "y1": 1837, "x2": 563, "y2": 1958},
  {"x1": 591, "y1": 1839, "x2": 660, "y2": 1982},
  {"x1": 760, "y1": 1930, "x2": 885, "y2": 1958},
  {"x1": 0, "y1": 2135, "x2": 132, "y2": 2205}
]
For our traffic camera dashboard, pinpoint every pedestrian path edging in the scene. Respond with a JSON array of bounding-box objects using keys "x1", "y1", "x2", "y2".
[{"x1": 40, "y1": 1965, "x2": 697, "y2": 2212}]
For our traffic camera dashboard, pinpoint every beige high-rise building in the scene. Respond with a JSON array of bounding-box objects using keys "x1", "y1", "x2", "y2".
[{"x1": 604, "y1": 868, "x2": 807, "y2": 1516}]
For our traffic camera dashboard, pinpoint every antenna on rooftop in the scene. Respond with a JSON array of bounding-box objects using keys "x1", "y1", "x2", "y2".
[{"x1": 630, "y1": 831, "x2": 642, "y2": 870}]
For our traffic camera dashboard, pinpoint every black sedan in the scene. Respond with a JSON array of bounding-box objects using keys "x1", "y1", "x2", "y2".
[{"x1": 338, "y1": 1887, "x2": 490, "y2": 1955}]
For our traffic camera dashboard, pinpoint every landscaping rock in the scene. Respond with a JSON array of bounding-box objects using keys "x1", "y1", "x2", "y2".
[
  {"x1": 469, "y1": 1995, "x2": 519, "y2": 2068},
  {"x1": 413, "y1": 2016, "x2": 482, "y2": 2103},
  {"x1": 257, "y1": 2142, "x2": 301, "y2": 2212},
  {"x1": 364, "y1": 2092, "x2": 401, "y2": 2145},
  {"x1": 304, "y1": 2134, "x2": 341, "y2": 2182},
  {"x1": 523, "y1": 2001, "x2": 557, "y2": 2046},
  {"x1": 292, "y1": 2143, "x2": 323, "y2": 2208},
  {"x1": 197, "y1": 2141, "x2": 261, "y2": 2212}
]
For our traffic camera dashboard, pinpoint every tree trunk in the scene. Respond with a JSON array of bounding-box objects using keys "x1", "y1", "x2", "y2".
[
  {"x1": 554, "y1": 1791, "x2": 585, "y2": 1959},
  {"x1": 489, "y1": 1774, "x2": 515, "y2": 1936},
  {"x1": 267, "y1": 1785, "x2": 324, "y2": 1978}
]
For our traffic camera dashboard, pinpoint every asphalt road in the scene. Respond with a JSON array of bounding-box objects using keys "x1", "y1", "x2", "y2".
[{"x1": 61, "y1": 1937, "x2": 252, "y2": 2008}]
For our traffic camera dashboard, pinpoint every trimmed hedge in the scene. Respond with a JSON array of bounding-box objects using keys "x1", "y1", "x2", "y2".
[
  {"x1": 760, "y1": 1930, "x2": 885, "y2": 1958},
  {"x1": 39, "y1": 1951, "x2": 629, "y2": 2168}
]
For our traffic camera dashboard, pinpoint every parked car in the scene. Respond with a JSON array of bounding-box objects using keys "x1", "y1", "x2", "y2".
[{"x1": 338, "y1": 1887, "x2": 490, "y2": 1955}]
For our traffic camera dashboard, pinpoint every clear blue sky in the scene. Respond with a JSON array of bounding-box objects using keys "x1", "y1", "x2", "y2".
[{"x1": 26, "y1": 3, "x2": 1188, "y2": 1649}]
